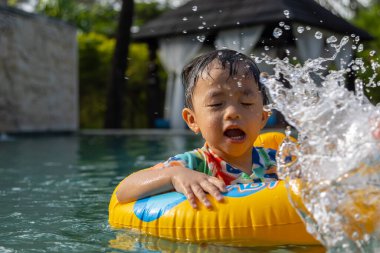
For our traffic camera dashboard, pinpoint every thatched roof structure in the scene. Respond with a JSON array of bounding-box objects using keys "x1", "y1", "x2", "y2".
[
  {"x1": 134, "y1": 0, "x2": 372, "y2": 129},
  {"x1": 134, "y1": 0, "x2": 372, "y2": 41}
]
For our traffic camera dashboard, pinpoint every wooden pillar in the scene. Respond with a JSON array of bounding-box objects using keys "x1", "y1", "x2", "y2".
[{"x1": 147, "y1": 40, "x2": 160, "y2": 128}]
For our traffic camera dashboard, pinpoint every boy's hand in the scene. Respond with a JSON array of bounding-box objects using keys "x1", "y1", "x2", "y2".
[{"x1": 170, "y1": 166, "x2": 227, "y2": 209}]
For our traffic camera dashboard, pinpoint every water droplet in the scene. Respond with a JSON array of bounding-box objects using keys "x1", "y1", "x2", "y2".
[
  {"x1": 264, "y1": 46, "x2": 270, "y2": 51},
  {"x1": 198, "y1": 26, "x2": 204, "y2": 30},
  {"x1": 279, "y1": 21, "x2": 285, "y2": 27},
  {"x1": 285, "y1": 126, "x2": 292, "y2": 137},
  {"x1": 196, "y1": 35, "x2": 206, "y2": 42},
  {"x1": 357, "y1": 44, "x2": 364, "y2": 52},
  {"x1": 341, "y1": 36, "x2": 349, "y2": 44},
  {"x1": 192, "y1": 5, "x2": 197, "y2": 11},
  {"x1": 199, "y1": 15, "x2": 203, "y2": 19},
  {"x1": 273, "y1": 27, "x2": 283, "y2": 38},
  {"x1": 352, "y1": 65, "x2": 360, "y2": 71},
  {"x1": 182, "y1": 17, "x2": 188, "y2": 21},
  {"x1": 124, "y1": 76, "x2": 129, "y2": 80},
  {"x1": 306, "y1": 26, "x2": 311, "y2": 30},
  {"x1": 297, "y1": 26, "x2": 304, "y2": 34},
  {"x1": 355, "y1": 36, "x2": 360, "y2": 42},
  {"x1": 182, "y1": 30, "x2": 187, "y2": 34},
  {"x1": 236, "y1": 21, "x2": 240, "y2": 25},
  {"x1": 237, "y1": 81, "x2": 243, "y2": 87},
  {"x1": 326, "y1": 36, "x2": 337, "y2": 44},
  {"x1": 284, "y1": 25, "x2": 290, "y2": 30},
  {"x1": 202, "y1": 21, "x2": 206, "y2": 25},
  {"x1": 283, "y1": 10, "x2": 290, "y2": 17},
  {"x1": 370, "y1": 50, "x2": 376, "y2": 56},
  {"x1": 254, "y1": 57, "x2": 263, "y2": 63},
  {"x1": 315, "y1": 31, "x2": 323, "y2": 39}
]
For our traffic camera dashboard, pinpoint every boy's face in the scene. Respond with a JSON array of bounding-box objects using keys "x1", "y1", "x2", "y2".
[{"x1": 183, "y1": 60, "x2": 268, "y2": 159}]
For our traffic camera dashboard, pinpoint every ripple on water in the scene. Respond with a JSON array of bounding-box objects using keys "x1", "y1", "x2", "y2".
[{"x1": 0, "y1": 246, "x2": 15, "y2": 253}]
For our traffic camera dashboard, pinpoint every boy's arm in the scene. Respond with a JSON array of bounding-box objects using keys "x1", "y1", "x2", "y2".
[
  {"x1": 116, "y1": 166, "x2": 174, "y2": 204},
  {"x1": 116, "y1": 165, "x2": 226, "y2": 209}
]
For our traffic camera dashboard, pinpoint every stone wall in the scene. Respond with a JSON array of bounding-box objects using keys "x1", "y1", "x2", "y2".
[{"x1": 0, "y1": 7, "x2": 78, "y2": 132}]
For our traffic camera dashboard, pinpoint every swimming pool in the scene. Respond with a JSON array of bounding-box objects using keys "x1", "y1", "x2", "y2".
[{"x1": 0, "y1": 133, "x2": 325, "y2": 252}]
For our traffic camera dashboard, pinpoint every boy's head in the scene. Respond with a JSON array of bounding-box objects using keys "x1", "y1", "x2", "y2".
[
  {"x1": 182, "y1": 49, "x2": 268, "y2": 110},
  {"x1": 181, "y1": 49, "x2": 270, "y2": 158}
]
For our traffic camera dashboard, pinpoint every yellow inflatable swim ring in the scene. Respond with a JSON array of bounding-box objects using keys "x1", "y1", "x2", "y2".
[{"x1": 108, "y1": 132, "x2": 319, "y2": 246}]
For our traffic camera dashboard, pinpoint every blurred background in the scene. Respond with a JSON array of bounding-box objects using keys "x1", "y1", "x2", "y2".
[{"x1": 1, "y1": 0, "x2": 380, "y2": 132}]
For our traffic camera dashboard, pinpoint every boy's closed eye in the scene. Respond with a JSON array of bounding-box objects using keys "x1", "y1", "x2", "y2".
[
  {"x1": 207, "y1": 102, "x2": 223, "y2": 107},
  {"x1": 240, "y1": 96, "x2": 256, "y2": 106}
]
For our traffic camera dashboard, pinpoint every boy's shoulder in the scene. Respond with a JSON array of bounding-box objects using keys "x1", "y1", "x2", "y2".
[{"x1": 165, "y1": 147, "x2": 207, "y2": 170}]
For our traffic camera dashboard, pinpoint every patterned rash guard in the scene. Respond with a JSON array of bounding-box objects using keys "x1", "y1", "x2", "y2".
[{"x1": 158, "y1": 144, "x2": 278, "y2": 185}]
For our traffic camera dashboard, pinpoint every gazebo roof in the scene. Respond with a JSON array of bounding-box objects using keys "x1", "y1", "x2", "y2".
[{"x1": 133, "y1": 0, "x2": 372, "y2": 41}]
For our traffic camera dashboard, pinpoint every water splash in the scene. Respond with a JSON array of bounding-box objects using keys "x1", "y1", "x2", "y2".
[
  {"x1": 283, "y1": 10, "x2": 290, "y2": 18},
  {"x1": 260, "y1": 37, "x2": 380, "y2": 252},
  {"x1": 273, "y1": 27, "x2": 283, "y2": 38}
]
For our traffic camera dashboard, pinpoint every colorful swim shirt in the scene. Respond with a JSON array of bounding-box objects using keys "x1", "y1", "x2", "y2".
[{"x1": 157, "y1": 144, "x2": 278, "y2": 184}]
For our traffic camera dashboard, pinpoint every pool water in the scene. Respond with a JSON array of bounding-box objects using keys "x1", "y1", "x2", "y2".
[{"x1": 0, "y1": 133, "x2": 325, "y2": 253}]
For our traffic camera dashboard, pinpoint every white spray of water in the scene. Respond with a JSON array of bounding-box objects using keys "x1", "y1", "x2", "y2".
[{"x1": 260, "y1": 36, "x2": 380, "y2": 252}]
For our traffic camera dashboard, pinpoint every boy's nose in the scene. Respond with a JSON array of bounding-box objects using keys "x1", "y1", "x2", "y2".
[{"x1": 224, "y1": 105, "x2": 241, "y2": 120}]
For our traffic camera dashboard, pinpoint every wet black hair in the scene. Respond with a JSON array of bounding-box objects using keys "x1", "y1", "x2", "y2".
[{"x1": 181, "y1": 49, "x2": 268, "y2": 109}]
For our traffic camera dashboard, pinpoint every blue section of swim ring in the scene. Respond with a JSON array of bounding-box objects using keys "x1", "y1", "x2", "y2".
[
  {"x1": 133, "y1": 181, "x2": 279, "y2": 222},
  {"x1": 134, "y1": 191, "x2": 186, "y2": 222}
]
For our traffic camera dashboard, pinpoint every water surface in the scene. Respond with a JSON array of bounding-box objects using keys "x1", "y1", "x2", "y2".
[{"x1": 0, "y1": 133, "x2": 324, "y2": 252}]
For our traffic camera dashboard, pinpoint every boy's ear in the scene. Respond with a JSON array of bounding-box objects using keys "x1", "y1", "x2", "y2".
[
  {"x1": 182, "y1": 108, "x2": 200, "y2": 134},
  {"x1": 260, "y1": 110, "x2": 270, "y2": 129}
]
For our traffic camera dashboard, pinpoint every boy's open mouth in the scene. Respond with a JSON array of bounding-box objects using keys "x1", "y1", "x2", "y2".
[{"x1": 224, "y1": 128, "x2": 246, "y2": 141}]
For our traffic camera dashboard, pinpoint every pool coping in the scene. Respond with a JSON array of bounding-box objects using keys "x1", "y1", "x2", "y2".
[
  {"x1": 80, "y1": 128, "x2": 288, "y2": 136},
  {"x1": 80, "y1": 129, "x2": 195, "y2": 136}
]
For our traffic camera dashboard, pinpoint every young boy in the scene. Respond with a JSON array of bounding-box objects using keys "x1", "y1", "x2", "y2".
[{"x1": 116, "y1": 49, "x2": 277, "y2": 209}]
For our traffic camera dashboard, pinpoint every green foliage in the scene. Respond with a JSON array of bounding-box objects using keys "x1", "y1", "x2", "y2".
[
  {"x1": 78, "y1": 32, "x2": 114, "y2": 128},
  {"x1": 17, "y1": 0, "x2": 169, "y2": 37},
  {"x1": 34, "y1": 0, "x2": 118, "y2": 36},
  {"x1": 123, "y1": 43, "x2": 150, "y2": 128},
  {"x1": 134, "y1": 1, "x2": 168, "y2": 27},
  {"x1": 78, "y1": 32, "x2": 155, "y2": 128},
  {"x1": 354, "y1": 3, "x2": 380, "y2": 105}
]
